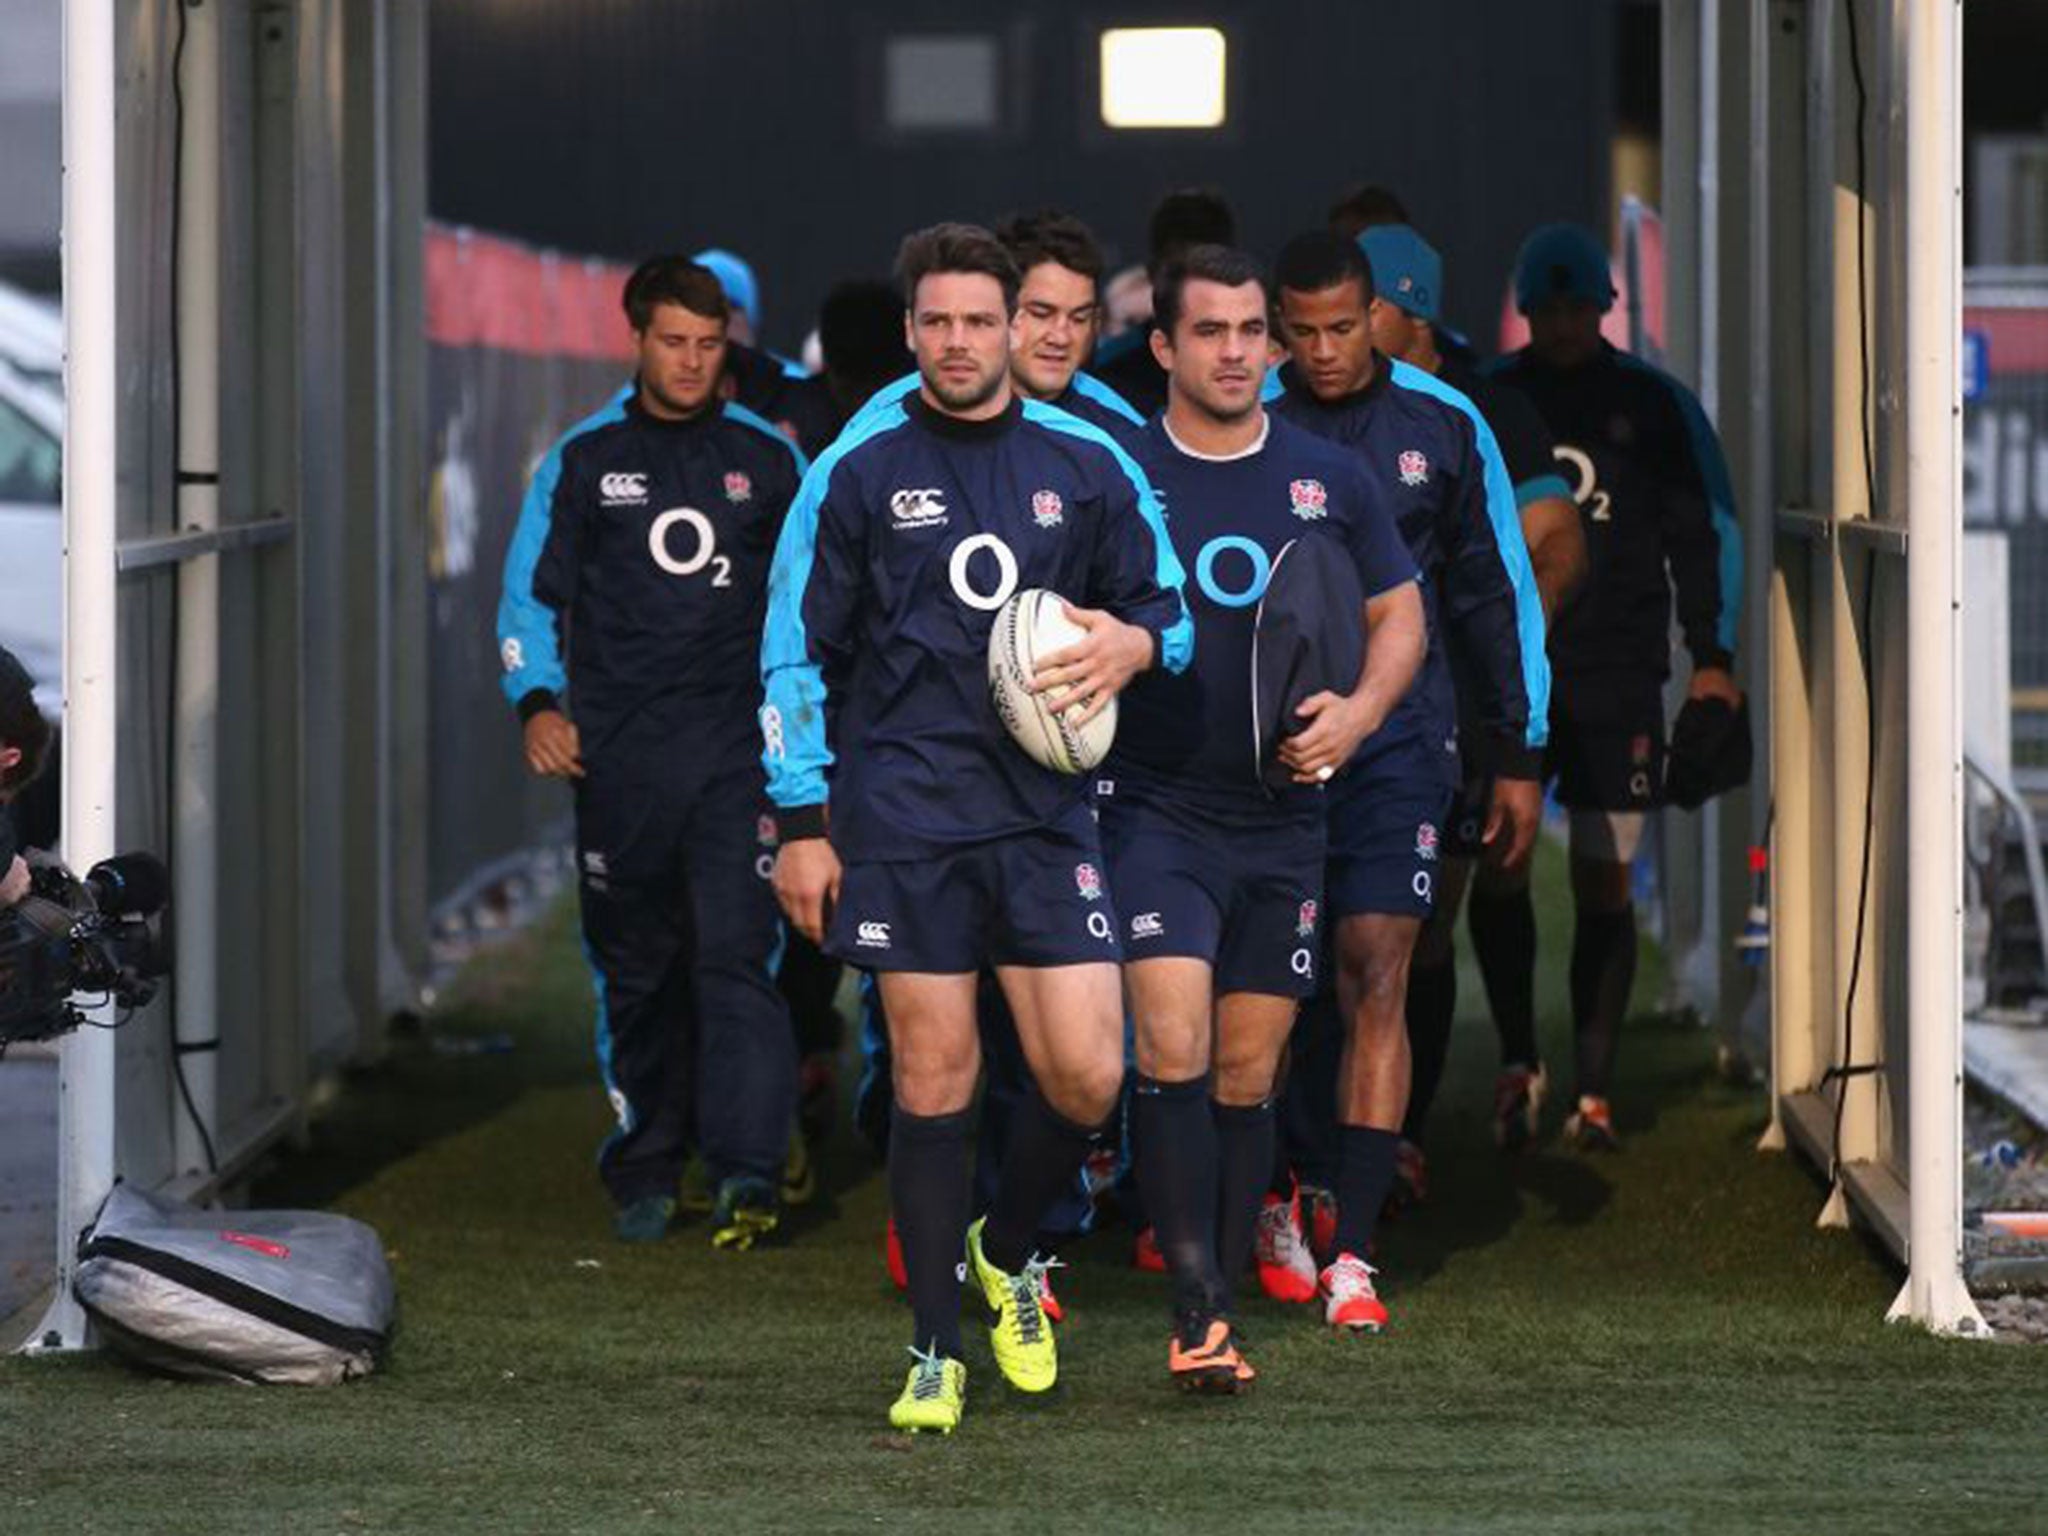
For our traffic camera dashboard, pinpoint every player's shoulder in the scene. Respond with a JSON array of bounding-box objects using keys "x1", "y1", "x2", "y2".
[
  {"x1": 799, "y1": 397, "x2": 915, "y2": 504},
  {"x1": 1020, "y1": 397, "x2": 1149, "y2": 490},
  {"x1": 718, "y1": 399, "x2": 811, "y2": 478},
  {"x1": 1388, "y1": 358, "x2": 1482, "y2": 430},
  {"x1": 550, "y1": 388, "x2": 636, "y2": 471},
  {"x1": 1067, "y1": 371, "x2": 1147, "y2": 428}
]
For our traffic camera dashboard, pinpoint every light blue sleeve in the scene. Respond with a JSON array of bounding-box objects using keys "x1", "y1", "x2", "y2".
[
  {"x1": 759, "y1": 406, "x2": 907, "y2": 807},
  {"x1": 494, "y1": 392, "x2": 631, "y2": 708},
  {"x1": 1070, "y1": 371, "x2": 1147, "y2": 426},
  {"x1": 1392, "y1": 360, "x2": 1551, "y2": 748}
]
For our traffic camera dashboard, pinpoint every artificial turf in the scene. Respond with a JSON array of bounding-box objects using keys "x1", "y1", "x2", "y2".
[{"x1": 4, "y1": 840, "x2": 2046, "y2": 1535}]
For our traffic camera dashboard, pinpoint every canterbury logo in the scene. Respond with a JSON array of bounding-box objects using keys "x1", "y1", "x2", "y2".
[
  {"x1": 890, "y1": 488, "x2": 948, "y2": 528},
  {"x1": 1131, "y1": 912, "x2": 1164, "y2": 939},
  {"x1": 856, "y1": 920, "x2": 892, "y2": 948},
  {"x1": 600, "y1": 472, "x2": 649, "y2": 503}
]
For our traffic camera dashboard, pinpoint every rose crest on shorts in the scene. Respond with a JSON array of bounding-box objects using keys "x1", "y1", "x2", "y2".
[
  {"x1": 1074, "y1": 862, "x2": 1103, "y2": 901},
  {"x1": 1415, "y1": 821, "x2": 1440, "y2": 861},
  {"x1": 1032, "y1": 489, "x2": 1065, "y2": 528},
  {"x1": 1297, "y1": 899, "x2": 1318, "y2": 939},
  {"x1": 1398, "y1": 449, "x2": 1430, "y2": 486},
  {"x1": 1288, "y1": 478, "x2": 1328, "y2": 520},
  {"x1": 724, "y1": 470, "x2": 753, "y2": 503},
  {"x1": 755, "y1": 813, "x2": 777, "y2": 847}
]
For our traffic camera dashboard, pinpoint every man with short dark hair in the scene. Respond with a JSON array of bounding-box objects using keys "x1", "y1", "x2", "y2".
[
  {"x1": 498, "y1": 255, "x2": 804, "y2": 1250},
  {"x1": 1326, "y1": 183, "x2": 1411, "y2": 241},
  {"x1": 1268, "y1": 230, "x2": 1547, "y2": 1331},
  {"x1": 1110, "y1": 244, "x2": 1421, "y2": 1388},
  {"x1": 1484, "y1": 222, "x2": 1743, "y2": 1151},
  {"x1": 761, "y1": 221, "x2": 1190, "y2": 1433},
  {"x1": 0, "y1": 647, "x2": 53, "y2": 907}
]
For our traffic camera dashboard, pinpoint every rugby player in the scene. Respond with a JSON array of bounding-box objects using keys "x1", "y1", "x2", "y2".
[
  {"x1": 760, "y1": 222, "x2": 1191, "y2": 1434},
  {"x1": 1357, "y1": 223, "x2": 1587, "y2": 1173},
  {"x1": 851, "y1": 210, "x2": 1147, "y2": 1295},
  {"x1": 497, "y1": 256, "x2": 804, "y2": 1249},
  {"x1": 1269, "y1": 231, "x2": 1547, "y2": 1329},
  {"x1": 1092, "y1": 187, "x2": 1238, "y2": 418},
  {"x1": 1483, "y1": 223, "x2": 1742, "y2": 1150},
  {"x1": 1108, "y1": 245, "x2": 1421, "y2": 1387}
]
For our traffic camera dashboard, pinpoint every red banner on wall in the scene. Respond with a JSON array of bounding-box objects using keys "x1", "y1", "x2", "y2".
[{"x1": 425, "y1": 223, "x2": 637, "y2": 360}]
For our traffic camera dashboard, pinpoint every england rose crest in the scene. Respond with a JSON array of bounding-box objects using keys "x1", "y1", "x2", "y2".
[
  {"x1": 756, "y1": 814, "x2": 777, "y2": 847},
  {"x1": 724, "y1": 470, "x2": 753, "y2": 503},
  {"x1": 1288, "y1": 478, "x2": 1328, "y2": 520},
  {"x1": 1075, "y1": 862, "x2": 1103, "y2": 901},
  {"x1": 1415, "y1": 822, "x2": 1440, "y2": 862},
  {"x1": 1297, "y1": 899, "x2": 1318, "y2": 939},
  {"x1": 1397, "y1": 449, "x2": 1430, "y2": 487},
  {"x1": 1032, "y1": 489, "x2": 1065, "y2": 528}
]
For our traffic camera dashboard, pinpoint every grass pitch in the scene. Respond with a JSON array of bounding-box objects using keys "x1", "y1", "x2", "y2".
[{"x1": 5, "y1": 841, "x2": 2047, "y2": 1534}]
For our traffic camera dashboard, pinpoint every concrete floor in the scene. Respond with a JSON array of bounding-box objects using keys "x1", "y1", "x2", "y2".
[{"x1": 0, "y1": 1048, "x2": 57, "y2": 1334}]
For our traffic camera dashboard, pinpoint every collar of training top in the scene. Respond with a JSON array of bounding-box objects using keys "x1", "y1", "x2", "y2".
[
  {"x1": 1279, "y1": 348, "x2": 1393, "y2": 411},
  {"x1": 905, "y1": 390, "x2": 1023, "y2": 442},
  {"x1": 625, "y1": 391, "x2": 723, "y2": 433}
]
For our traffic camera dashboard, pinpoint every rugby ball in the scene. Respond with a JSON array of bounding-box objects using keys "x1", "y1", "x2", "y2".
[{"x1": 988, "y1": 588, "x2": 1118, "y2": 774}]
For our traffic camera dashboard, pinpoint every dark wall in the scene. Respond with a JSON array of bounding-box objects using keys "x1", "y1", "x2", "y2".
[{"x1": 430, "y1": 0, "x2": 1619, "y2": 356}]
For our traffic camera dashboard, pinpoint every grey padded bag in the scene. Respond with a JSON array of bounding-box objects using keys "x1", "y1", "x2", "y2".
[{"x1": 73, "y1": 1182, "x2": 394, "y2": 1385}]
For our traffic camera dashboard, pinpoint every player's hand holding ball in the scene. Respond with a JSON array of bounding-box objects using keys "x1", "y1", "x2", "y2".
[
  {"x1": 773, "y1": 834, "x2": 842, "y2": 946},
  {"x1": 1029, "y1": 601, "x2": 1154, "y2": 727}
]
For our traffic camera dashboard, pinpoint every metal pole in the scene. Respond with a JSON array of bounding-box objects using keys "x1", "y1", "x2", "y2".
[
  {"x1": 27, "y1": 0, "x2": 119, "y2": 1354},
  {"x1": 1887, "y1": 0, "x2": 1984, "y2": 1336},
  {"x1": 173, "y1": 0, "x2": 223, "y2": 1177}
]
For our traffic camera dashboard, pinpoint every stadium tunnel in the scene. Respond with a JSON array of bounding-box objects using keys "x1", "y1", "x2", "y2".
[{"x1": 16, "y1": 0, "x2": 1993, "y2": 1349}]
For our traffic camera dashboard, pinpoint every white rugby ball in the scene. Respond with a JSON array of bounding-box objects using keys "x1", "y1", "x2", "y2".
[{"x1": 987, "y1": 588, "x2": 1118, "y2": 775}]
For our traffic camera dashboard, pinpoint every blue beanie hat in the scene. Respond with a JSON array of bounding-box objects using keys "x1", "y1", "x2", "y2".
[
  {"x1": 693, "y1": 247, "x2": 761, "y2": 332},
  {"x1": 1357, "y1": 224, "x2": 1442, "y2": 323},
  {"x1": 1511, "y1": 223, "x2": 1616, "y2": 315}
]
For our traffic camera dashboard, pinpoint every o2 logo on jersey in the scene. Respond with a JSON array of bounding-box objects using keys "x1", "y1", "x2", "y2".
[
  {"x1": 1554, "y1": 444, "x2": 1614, "y2": 523},
  {"x1": 1195, "y1": 535, "x2": 1272, "y2": 609},
  {"x1": 947, "y1": 533, "x2": 1020, "y2": 612},
  {"x1": 648, "y1": 506, "x2": 733, "y2": 586},
  {"x1": 1288, "y1": 479, "x2": 1328, "y2": 521}
]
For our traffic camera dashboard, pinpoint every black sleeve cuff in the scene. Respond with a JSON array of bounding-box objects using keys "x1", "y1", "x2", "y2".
[
  {"x1": 1490, "y1": 737, "x2": 1543, "y2": 782},
  {"x1": 774, "y1": 803, "x2": 829, "y2": 842},
  {"x1": 1690, "y1": 646, "x2": 1734, "y2": 674},
  {"x1": 515, "y1": 688, "x2": 560, "y2": 725}
]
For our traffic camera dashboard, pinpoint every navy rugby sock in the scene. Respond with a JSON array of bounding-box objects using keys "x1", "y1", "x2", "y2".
[
  {"x1": 1212, "y1": 1097, "x2": 1277, "y2": 1311},
  {"x1": 1132, "y1": 1075, "x2": 1227, "y2": 1318},
  {"x1": 889, "y1": 1107, "x2": 972, "y2": 1360},
  {"x1": 1469, "y1": 883, "x2": 1540, "y2": 1069},
  {"x1": 1570, "y1": 904, "x2": 1637, "y2": 1100},
  {"x1": 1331, "y1": 1125, "x2": 1400, "y2": 1262},
  {"x1": 1401, "y1": 956, "x2": 1456, "y2": 1144},
  {"x1": 983, "y1": 1092, "x2": 1103, "y2": 1275}
]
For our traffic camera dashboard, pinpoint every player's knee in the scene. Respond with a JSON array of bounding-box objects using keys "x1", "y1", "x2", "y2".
[
  {"x1": 1041, "y1": 1058, "x2": 1122, "y2": 1126},
  {"x1": 892, "y1": 1045, "x2": 979, "y2": 1117},
  {"x1": 1211, "y1": 1049, "x2": 1278, "y2": 1106}
]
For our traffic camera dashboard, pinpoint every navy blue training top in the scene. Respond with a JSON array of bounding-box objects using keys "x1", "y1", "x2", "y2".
[
  {"x1": 1273, "y1": 355, "x2": 1548, "y2": 785},
  {"x1": 1108, "y1": 412, "x2": 1417, "y2": 825},
  {"x1": 760, "y1": 391, "x2": 1193, "y2": 861},
  {"x1": 497, "y1": 393, "x2": 808, "y2": 762}
]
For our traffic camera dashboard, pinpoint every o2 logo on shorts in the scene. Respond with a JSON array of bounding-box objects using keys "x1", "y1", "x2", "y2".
[
  {"x1": 1412, "y1": 870, "x2": 1435, "y2": 904},
  {"x1": 948, "y1": 533, "x2": 1020, "y2": 612},
  {"x1": 648, "y1": 507, "x2": 733, "y2": 586},
  {"x1": 754, "y1": 814, "x2": 778, "y2": 881},
  {"x1": 1086, "y1": 911, "x2": 1114, "y2": 944},
  {"x1": 1415, "y1": 822, "x2": 1440, "y2": 863},
  {"x1": 1195, "y1": 535, "x2": 1272, "y2": 609},
  {"x1": 1296, "y1": 900, "x2": 1318, "y2": 939},
  {"x1": 1554, "y1": 444, "x2": 1613, "y2": 522},
  {"x1": 1075, "y1": 863, "x2": 1103, "y2": 901},
  {"x1": 1291, "y1": 947, "x2": 1315, "y2": 979}
]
